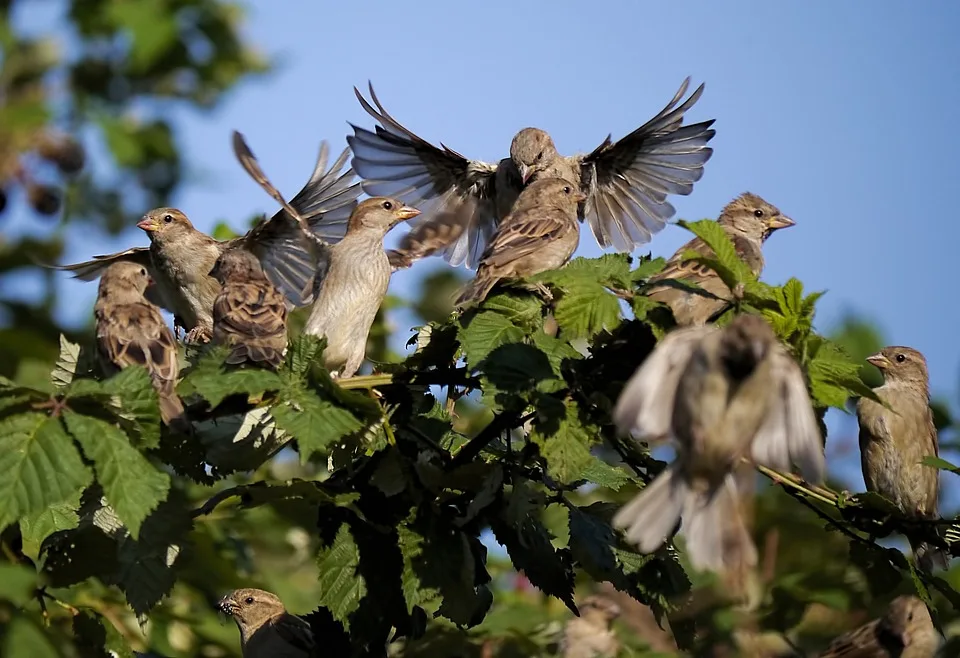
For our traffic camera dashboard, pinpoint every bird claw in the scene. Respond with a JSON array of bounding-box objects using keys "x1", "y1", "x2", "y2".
[{"x1": 184, "y1": 326, "x2": 212, "y2": 345}]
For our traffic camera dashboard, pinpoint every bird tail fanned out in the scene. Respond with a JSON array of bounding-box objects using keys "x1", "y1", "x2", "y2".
[
  {"x1": 613, "y1": 464, "x2": 687, "y2": 554},
  {"x1": 913, "y1": 539, "x2": 949, "y2": 572},
  {"x1": 455, "y1": 273, "x2": 499, "y2": 307},
  {"x1": 683, "y1": 474, "x2": 758, "y2": 576}
]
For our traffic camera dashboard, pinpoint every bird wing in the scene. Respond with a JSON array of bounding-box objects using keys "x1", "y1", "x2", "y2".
[
  {"x1": 231, "y1": 131, "x2": 349, "y2": 308},
  {"x1": 272, "y1": 614, "x2": 316, "y2": 654},
  {"x1": 612, "y1": 325, "x2": 715, "y2": 442},
  {"x1": 749, "y1": 346, "x2": 825, "y2": 483},
  {"x1": 815, "y1": 619, "x2": 896, "y2": 657},
  {"x1": 48, "y1": 248, "x2": 174, "y2": 311},
  {"x1": 479, "y1": 205, "x2": 574, "y2": 269},
  {"x1": 577, "y1": 77, "x2": 716, "y2": 252},
  {"x1": 348, "y1": 81, "x2": 500, "y2": 268},
  {"x1": 213, "y1": 282, "x2": 287, "y2": 339},
  {"x1": 97, "y1": 302, "x2": 180, "y2": 391}
]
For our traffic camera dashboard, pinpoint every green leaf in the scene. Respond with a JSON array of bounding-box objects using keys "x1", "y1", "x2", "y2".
[
  {"x1": 459, "y1": 311, "x2": 525, "y2": 368},
  {"x1": 921, "y1": 456, "x2": 959, "y2": 474},
  {"x1": 530, "y1": 402, "x2": 597, "y2": 484},
  {"x1": 316, "y1": 523, "x2": 367, "y2": 629},
  {"x1": 676, "y1": 219, "x2": 754, "y2": 284},
  {"x1": 631, "y1": 254, "x2": 667, "y2": 282},
  {"x1": 19, "y1": 490, "x2": 82, "y2": 562},
  {"x1": 577, "y1": 457, "x2": 636, "y2": 491},
  {"x1": 482, "y1": 291, "x2": 544, "y2": 328},
  {"x1": 806, "y1": 339, "x2": 881, "y2": 409},
  {"x1": 2, "y1": 615, "x2": 59, "y2": 658},
  {"x1": 271, "y1": 388, "x2": 364, "y2": 463},
  {"x1": 73, "y1": 611, "x2": 135, "y2": 658},
  {"x1": 0, "y1": 413, "x2": 93, "y2": 529},
  {"x1": 64, "y1": 411, "x2": 170, "y2": 538},
  {"x1": 102, "y1": 366, "x2": 162, "y2": 449},
  {"x1": 179, "y1": 348, "x2": 283, "y2": 407},
  {"x1": 287, "y1": 333, "x2": 324, "y2": 378},
  {"x1": 107, "y1": 0, "x2": 178, "y2": 71},
  {"x1": 51, "y1": 334, "x2": 82, "y2": 388},
  {"x1": 0, "y1": 564, "x2": 37, "y2": 605}
]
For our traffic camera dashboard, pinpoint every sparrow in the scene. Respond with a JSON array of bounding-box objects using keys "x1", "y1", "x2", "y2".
[
  {"x1": 93, "y1": 261, "x2": 188, "y2": 431},
  {"x1": 612, "y1": 313, "x2": 824, "y2": 575},
  {"x1": 349, "y1": 77, "x2": 715, "y2": 269},
  {"x1": 857, "y1": 346, "x2": 948, "y2": 571},
  {"x1": 644, "y1": 192, "x2": 795, "y2": 326},
  {"x1": 816, "y1": 595, "x2": 941, "y2": 658},
  {"x1": 560, "y1": 595, "x2": 621, "y2": 658},
  {"x1": 218, "y1": 588, "x2": 315, "y2": 658},
  {"x1": 455, "y1": 177, "x2": 585, "y2": 306},
  {"x1": 210, "y1": 248, "x2": 288, "y2": 369},
  {"x1": 303, "y1": 197, "x2": 420, "y2": 378},
  {"x1": 52, "y1": 134, "x2": 361, "y2": 342}
]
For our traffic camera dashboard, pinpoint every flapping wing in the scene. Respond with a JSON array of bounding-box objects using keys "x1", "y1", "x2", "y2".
[
  {"x1": 231, "y1": 131, "x2": 339, "y2": 308},
  {"x1": 348, "y1": 81, "x2": 500, "y2": 268},
  {"x1": 579, "y1": 77, "x2": 716, "y2": 251},
  {"x1": 750, "y1": 345, "x2": 825, "y2": 483},
  {"x1": 612, "y1": 325, "x2": 715, "y2": 442}
]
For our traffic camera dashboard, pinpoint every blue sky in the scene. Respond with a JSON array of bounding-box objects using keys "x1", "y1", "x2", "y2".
[{"x1": 8, "y1": 2, "x2": 960, "y2": 503}]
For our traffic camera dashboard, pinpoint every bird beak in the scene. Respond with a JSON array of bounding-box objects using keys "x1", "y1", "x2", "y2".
[
  {"x1": 574, "y1": 190, "x2": 587, "y2": 203},
  {"x1": 395, "y1": 205, "x2": 421, "y2": 221},
  {"x1": 866, "y1": 352, "x2": 891, "y2": 370},
  {"x1": 217, "y1": 595, "x2": 237, "y2": 616},
  {"x1": 137, "y1": 216, "x2": 159, "y2": 233},
  {"x1": 766, "y1": 214, "x2": 795, "y2": 230},
  {"x1": 519, "y1": 164, "x2": 533, "y2": 184}
]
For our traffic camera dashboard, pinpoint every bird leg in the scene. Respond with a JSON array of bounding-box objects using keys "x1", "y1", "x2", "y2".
[
  {"x1": 184, "y1": 326, "x2": 212, "y2": 345},
  {"x1": 515, "y1": 281, "x2": 554, "y2": 302}
]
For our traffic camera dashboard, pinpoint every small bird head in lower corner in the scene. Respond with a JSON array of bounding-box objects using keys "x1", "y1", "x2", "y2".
[{"x1": 217, "y1": 587, "x2": 285, "y2": 628}]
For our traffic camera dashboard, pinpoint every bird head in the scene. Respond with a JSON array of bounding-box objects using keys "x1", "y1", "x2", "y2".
[
  {"x1": 209, "y1": 248, "x2": 266, "y2": 284},
  {"x1": 97, "y1": 261, "x2": 152, "y2": 302},
  {"x1": 348, "y1": 197, "x2": 420, "y2": 234},
  {"x1": 515, "y1": 177, "x2": 587, "y2": 213},
  {"x1": 217, "y1": 588, "x2": 286, "y2": 630},
  {"x1": 719, "y1": 313, "x2": 776, "y2": 380},
  {"x1": 137, "y1": 207, "x2": 195, "y2": 242},
  {"x1": 510, "y1": 127, "x2": 558, "y2": 184},
  {"x1": 579, "y1": 595, "x2": 621, "y2": 626},
  {"x1": 866, "y1": 346, "x2": 929, "y2": 387},
  {"x1": 720, "y1": 192, "x2": 794, "y2": 242}
]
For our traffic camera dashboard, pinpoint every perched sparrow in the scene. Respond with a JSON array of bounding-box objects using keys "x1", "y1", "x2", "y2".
[
  {"x1": 455, "y1": 177, "x2": 585, "y2": 306},
  {"x1": 560, "y1": 595, "x2": 621, "y2": 658},
  {"x1": 210, "y1": 248, "x2": 288, "y2": 369},
  {"x1": 218, "y1": 588, "x2": 315, "y2": 658},
  {"x1": 817, "y1": 595, "x2": 941, "y2": 658},
  {"x1": 53, "y1": 136, "x2": 361, "y2": 342},
  {"x1": 645, "y1": 192, "x2": 794, "y2": 326},
  {"x1": 350, "y1": 77, "x2": 715, "y2": 268},
  {"x1": 612, "y1": 314, "x2": 824, "y2": 574},
  {"x1": 94, "y1": 261, "x2": 187, "y2": 431},
  {"x1": 857, "y1": 346, "x2": 948, "y2": 571},
  {"x1": 303, "y1": 197, "x2": 420, "y2": 377}
]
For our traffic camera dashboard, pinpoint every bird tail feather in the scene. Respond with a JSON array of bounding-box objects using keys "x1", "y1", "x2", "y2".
[
  {"x1": 683, "y1": 474, "x2": 758, "y2": 575},
  {"x1": 455, "y1": 274, "x2": 499, "y2": 307},
  {"x1": 613, "y1": 464, "x2": 687, "y2": 554},
  {"x1": 158, "y1": 389, "x2": 191, "y2": 434}
]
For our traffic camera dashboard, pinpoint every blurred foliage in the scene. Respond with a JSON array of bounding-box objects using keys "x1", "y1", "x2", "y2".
[
  {"x1": 1, "y1": 4, "x2": 959, "y2": 657},
  {"x1": 0, "y1": 0, "x2": 268, "y2": 379},
  {"x1": 1, "y1": 215, "x2": 959, "y2": 657}
]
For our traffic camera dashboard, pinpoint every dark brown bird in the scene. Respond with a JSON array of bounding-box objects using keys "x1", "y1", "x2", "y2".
[
  {"x1": 218, "y1": 588, "x2": 315, "y2": 658},
  {"x1": 303, "y1": 197, "x2": 420, "y2": 377},
  {"x1": 560, "y1": 595, "x2": 621, "y2": 658},
  {"x1": 816, "y1": 595, "x2": 941, "y2": 658},
  {"x1": 455, "y1": 177, "x2": 585, "y2": 306},
  {"x1": 644, "y1": 192, "x2": 794, "y2": 326},
  {"x1": 349, "y1": 77, "x2": 715, "y2": 269},
  {"x1": 210, "y1": 248, "x2": 288, "y2": 369},
  {"x1": 613, "y1": 314, "x2": 824, "y2": 575},
  {"x1": 94, "y1": 261, "x2": 187, "y2": 431},
  {"x1": 52, "y1": 135, "x2": 361, "y2": 342},
  {"x1": 857, "y1": 346, "x2": 948, "y2": 572}
]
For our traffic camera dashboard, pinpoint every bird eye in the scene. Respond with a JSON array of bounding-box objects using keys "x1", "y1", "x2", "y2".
[
  {"x1": 140, "y1": 268, "x2": 147, "y2": 277},
  {"x1": 563, "y1": 186, "x2": 572, "y2": 194},
  {"x1": 244, "y1": 596, "x2": 254, "y2": 604},
  {"x1": 163, "y1": 214, "x2": 173, "y2": 223},
  {"x1": 382, "y1": 201, "x2": 393, "y2": 210},
  {"x1": 536, "y1": 152, "x2": 543, "y2": 161},
  {"x1": 896, "y1": 353, "x2": 906, "y2": 363},
  {"x1": 753, "y1": 209, "x2": 764, "y2": 218}
]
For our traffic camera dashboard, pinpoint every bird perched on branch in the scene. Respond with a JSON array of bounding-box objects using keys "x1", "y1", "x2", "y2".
[
  {"x1": 857, "y1": 346, "x2": 948, "y2": 572},
  {"x1": 560, "y1": 595, "x2": 621, "y2": 658},
  {"x1": 218, "y1": 588, "x2": 315, "y2": 658},
  {"x1": 816, "y1": 595, "x2": 941, "y2": 658},
  {"x1": 52, "y1": 132, "x2": 362, "y2": 343},
  {"x1": 94, "y1": 261, "x2": 188, "y2": 432},
  {"x1": 230, "y1": 132, "x2": 421, "y2": 378},
  {"x1": 455, "y1": 177, "x2": 584, "y2": 306},
  {"x1": 349, "y1": 77, "x2": 715, "y2": 269},
  {"x1": 612, "y1": 313, "x2": 824, "y2": 576},
  {"x1": 210, "y1": 248, "x2": 288, "y2": 369},
  {"x1": 644, "y1": 192, "x2": 795, "y2": 326}
]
